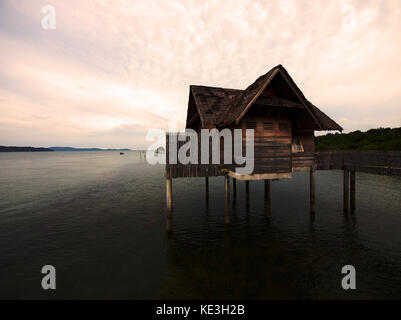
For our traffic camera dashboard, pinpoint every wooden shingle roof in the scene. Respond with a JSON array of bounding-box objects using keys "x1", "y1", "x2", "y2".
[
  {"x1": 189, "y1": 85, "x2": 241, "y2": 128},
  {"x1": 187, "y1": 65, "x2": 342, "y2": 131}
]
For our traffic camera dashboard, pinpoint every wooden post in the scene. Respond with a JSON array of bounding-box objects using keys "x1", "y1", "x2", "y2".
[
  {"x1": 225, "y1": 175, "x2": 230, "y2": 224},
  {"x1": 245, "y1": 180, "x2": 250, "y2": 207},
  {"x1": 350, "y1": 170, "x2": 356, "y2": 212},
  {"x1": 343, "y1": 169, "x2": 350, "y2": 212},
  {"x1": 232, "y1": 178, "x2": 237, "y2": 201},
  {"x1": 309, "y1": 167, "x2": 315, "y2": 215},
  {"x1": 264, "y1": 180, "x2": 271, "y2": 217},
  {"x1": 205, "y1": 177, "x2": 209, "y2": 201},
  {"x1": 166, "y1": 178, "x2": 173, "y2": 232}
]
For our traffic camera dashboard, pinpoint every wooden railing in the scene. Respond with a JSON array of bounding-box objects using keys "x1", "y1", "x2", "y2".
[
  {"x1": 165, "y1": 131, "x2": 401, "y2": 178},
  {"x1": 164, "y1": 133, "x2": 231, "y2": 179},
  {"x1": 315, "y1": 151, "x2": 401, "y2": 176}
]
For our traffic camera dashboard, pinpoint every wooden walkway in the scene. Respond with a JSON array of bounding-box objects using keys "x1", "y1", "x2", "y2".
[{"x1": 163, "y1": 150, "x2": 401, "y2": 232}]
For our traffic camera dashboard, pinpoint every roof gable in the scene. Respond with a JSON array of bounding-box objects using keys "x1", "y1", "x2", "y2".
[{"x1": 228, "y1": 67, "x2": 280, "y2": 125}]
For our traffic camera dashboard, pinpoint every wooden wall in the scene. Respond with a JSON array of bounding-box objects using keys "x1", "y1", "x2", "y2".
[
  {"x1": 292, "y1": 130, "x2": 315, "y2": 171},
  {"x1": 165, "y1": 112, "x2": 319, "y2": 178},
  {"x1": 241, "y1": 114, "x2": 292, "y2": 174}
]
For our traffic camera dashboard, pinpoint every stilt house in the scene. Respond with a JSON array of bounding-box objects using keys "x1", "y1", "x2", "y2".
[{"x1": 165, "y1": 64, "x2": 342, "y2": 180}]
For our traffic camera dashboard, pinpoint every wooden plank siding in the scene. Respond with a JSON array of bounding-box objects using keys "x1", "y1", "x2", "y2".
[
  {"x1": 242, "y1": 115, "x2": 292, "y2": 174},
  {"x1": 292, "y1": 152, "x2": 316, "y2": 171},
  {"x1": 165, "y1": 132, "x2": 232, "y2": 179}
]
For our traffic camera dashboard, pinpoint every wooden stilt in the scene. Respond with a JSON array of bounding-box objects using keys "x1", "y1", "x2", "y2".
[
  {"x1": 245, "y1": 180, "x2": 250, "y2": 207},
  {"x1": 343, "y1": 169, "x2": 350, "y2": 212},
  {"x1": 224, "y1": 175, "x2": 230, "y2": 224},
  {"x1": 205, "y1": 177, "x2": 209, "y2": 201},
  {"x1": 309, "y1": 167, "x2": 315, "y2": 215},
  {"x1": 350, "y1": 170, "x2": 356, "y2": 212},
  {"x1": 264, "y1": 180, "x2": 271, "y2": 217},
  {"x1": 233, "y1": 178, "x2": 237, "y2": 201},
  {"x1": 166, "y1": 178, "x2": 173, "y2": 232}
]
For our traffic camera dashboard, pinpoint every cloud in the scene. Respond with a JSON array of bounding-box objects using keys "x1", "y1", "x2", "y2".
[{"x1": 0, "y1": 0, "x2": 400, "y2": 148}]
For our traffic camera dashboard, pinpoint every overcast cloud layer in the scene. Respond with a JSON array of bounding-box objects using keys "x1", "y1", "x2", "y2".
[{"x1": 0, "y1": 0, "x2": 400, "y2": 148}]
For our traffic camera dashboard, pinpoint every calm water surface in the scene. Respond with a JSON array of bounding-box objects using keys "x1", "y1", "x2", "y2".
[{"x1": 0, "y1": 151, "x2": 400, "y2": 299}]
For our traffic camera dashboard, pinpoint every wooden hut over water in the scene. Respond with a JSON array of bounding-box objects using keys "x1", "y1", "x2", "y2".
[{"x1": 164, "y1": 64, "x2": 343, "y2": 231}]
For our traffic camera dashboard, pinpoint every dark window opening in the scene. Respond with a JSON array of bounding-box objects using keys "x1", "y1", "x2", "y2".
[
  {"x1": 279, "y1": 122, "x2": 289, "y2": 132},
  {"x1": 263, "y1": 122, "x2": 273, "y2": 131}
]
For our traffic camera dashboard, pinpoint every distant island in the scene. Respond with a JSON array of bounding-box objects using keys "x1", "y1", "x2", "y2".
[
  {"x1": 3, "y1": 128, "x2": 400, "y2": 153},
  {"x1": 49, "y1": 147, "x2": 132, "y2": 151},
  {"x1": 315, "y1": 127, "x2": 401, "y2": 151},
  {"x1": 0, "y1": 146, "x2": 53, "y2": 152},
  {"x1": 0, "y1": 146, "x2": 131, "y2": 152}
]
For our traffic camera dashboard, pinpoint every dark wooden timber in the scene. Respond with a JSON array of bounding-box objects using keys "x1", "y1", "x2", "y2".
[
  {"x1": 350, "y1": 170, "x2": 356, "y2": 212},
  {"x1": 343, "y1": 170, "x2": 350, "y2": 212}
]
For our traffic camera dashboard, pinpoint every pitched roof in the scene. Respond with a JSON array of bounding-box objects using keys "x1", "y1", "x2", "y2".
[
  {"x1": 216, "y1": 67, "x2": 278, "y2": 126},
  {"x1": 189, "y1": 85, "x2": 241, "y2": 128},
  {"x1": 187, "y1": 65, "x2": 342, "y2": 131}
]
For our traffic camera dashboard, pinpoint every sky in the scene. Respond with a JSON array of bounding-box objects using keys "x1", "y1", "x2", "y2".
[{"x1": 0, "y1": 0, "x2": 400, "y2": 149}]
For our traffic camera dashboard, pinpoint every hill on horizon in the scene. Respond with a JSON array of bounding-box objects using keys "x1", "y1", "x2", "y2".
[
  {"x1": 315, "y1": 127, "x2": 401, "y2": 151},
  {"x1": 0, "y1": 146, "x2": 53, "y2": 152}
]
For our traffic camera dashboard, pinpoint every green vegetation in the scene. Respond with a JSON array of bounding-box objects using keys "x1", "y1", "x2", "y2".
[{"x1": 315, "y1": 127, "x2": 401, "y2": 151}]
